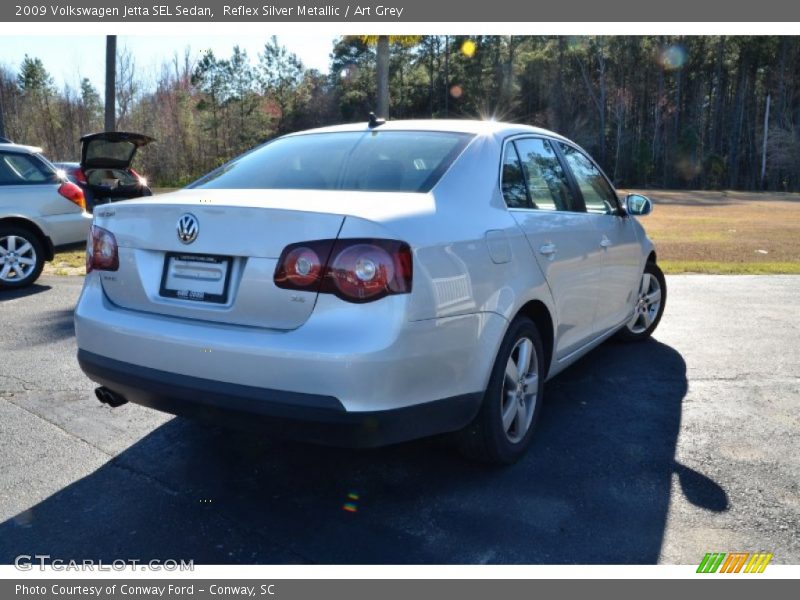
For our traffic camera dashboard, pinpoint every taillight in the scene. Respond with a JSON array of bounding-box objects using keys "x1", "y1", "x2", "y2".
[
  {"x1": 274, "y1": 242, "x2": 329, "y2": 289},
  {"x1": 129, "y1": 168, "x2": 147, "y2": 187},
  {"x1": 74, "y1": 168, "x2": 88, "y2": 185},
  {"x1": 58, "y1": 182, "x2": 86, "y2": 210},
  {"x1": 86, "y1": 225, "x2": 119, "y2": 273},
  {"x1": 274, "y1": 239, "x2": 412, "y2": 303}
]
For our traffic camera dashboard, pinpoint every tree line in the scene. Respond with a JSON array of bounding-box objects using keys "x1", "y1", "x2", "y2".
[{"x1": 1, "y1": 35, "x2": 799, "y2": 191}]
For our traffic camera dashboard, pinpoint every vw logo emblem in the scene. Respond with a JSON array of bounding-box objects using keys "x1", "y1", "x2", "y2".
[{"x1": 177, "y1": 214, "x2": 198, "y2": 244}]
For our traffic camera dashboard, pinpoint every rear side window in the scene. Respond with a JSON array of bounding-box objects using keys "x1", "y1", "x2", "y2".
[
  {"x1": 513, "y1": 138, "x2": 577, "y2": 211},
  {"x1": 501, "y1": 144, "x2": 529, "y2": 209},
  {"x1": 190, "y1": 131, "x2": 474, "y2": 193},
  {"x1": 558, "y1": 143, "x2": 618, "y2": 214},
  {"x1": 0, "y1": 152, "x2": 58, "y2": 185}
]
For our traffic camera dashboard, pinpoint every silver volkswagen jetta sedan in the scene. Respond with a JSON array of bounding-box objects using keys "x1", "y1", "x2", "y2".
[{"x1": 75, "y1": 119, "x2": 665, "y2": 463}]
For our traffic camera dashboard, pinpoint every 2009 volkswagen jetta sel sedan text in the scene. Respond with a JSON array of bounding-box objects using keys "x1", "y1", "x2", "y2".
[{"x1": 75, "y1": 119, "x2": 666, "y2": 463}]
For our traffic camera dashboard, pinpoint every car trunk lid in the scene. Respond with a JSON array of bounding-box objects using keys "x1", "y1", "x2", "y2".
[
  {"x1": 80, "y1": 131, "x2": 154, "y2": 170},
  {"x1": 94, "y1": 190, "x2": 350, "y2": 330}
]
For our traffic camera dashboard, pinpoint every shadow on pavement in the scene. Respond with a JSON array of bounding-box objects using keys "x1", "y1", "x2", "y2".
[
  {"x1": 0, "y1": 338, "x2": 725, "y2": 564},
  {"x1": 0, "y1": 283, "x2": 52, "y2": 301},
  {"x1": 27, "y1": 309, "x2": 76, "y2": 344}
]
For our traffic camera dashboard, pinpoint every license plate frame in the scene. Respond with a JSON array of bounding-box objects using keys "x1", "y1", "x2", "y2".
[{"x1": 159, "y1": 252, "x2": 233, "y2": 304}]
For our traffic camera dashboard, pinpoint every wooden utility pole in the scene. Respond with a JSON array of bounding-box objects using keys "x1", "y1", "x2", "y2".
[
  {"x1": 761, "y1": 93, "x2": 770, "y2": 189},
  {"x1": 0, "y1": 89, "x2": 6, "y2": 139},
  {"x1": 444, "y1": 35, "x2": 449, "y2": 116},
  {"x1": 376, "y1": 35, "x2": 389, "y2": 119},
  {"x1": 105, "y1": 35, "x2": 117, "y2": 131}
]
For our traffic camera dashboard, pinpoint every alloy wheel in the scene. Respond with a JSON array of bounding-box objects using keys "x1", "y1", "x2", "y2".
[
  {"x1": 500, "y1": 337, "x2": 539, "y2": 444},
  {"x1": 0, "y1": 235, "x2": 37, "y2": 283},
  {"x1": 627, "y1": 271, "x2": 662, "y2": 334}
]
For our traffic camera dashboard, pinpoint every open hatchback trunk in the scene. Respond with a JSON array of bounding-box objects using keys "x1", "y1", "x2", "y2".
[{"x1": 80, "y1": 131, "x2": 154, "y2": 202}]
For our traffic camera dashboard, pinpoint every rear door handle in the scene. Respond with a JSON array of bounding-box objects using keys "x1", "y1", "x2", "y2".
[
  {"x1": 539, "y1": 243, "x2": 557, "y2": 257},
  {"x1": 600, "y1": 236, "x2": 612, "y2": 248}
]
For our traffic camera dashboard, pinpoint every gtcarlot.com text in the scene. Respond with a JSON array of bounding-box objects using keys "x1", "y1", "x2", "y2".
[{"x1": 14, "y1": 555, "x2": 194, "y2": 572}]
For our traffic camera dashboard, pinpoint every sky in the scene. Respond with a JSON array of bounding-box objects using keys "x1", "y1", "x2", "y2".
[{"x1": 0, "y1": 34, "x2": 335, "y2": 93}]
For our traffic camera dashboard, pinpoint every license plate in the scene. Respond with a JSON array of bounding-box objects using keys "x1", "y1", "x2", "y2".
[{"x1": 159, "y1": 253, "x2": 232, "y2": 304}]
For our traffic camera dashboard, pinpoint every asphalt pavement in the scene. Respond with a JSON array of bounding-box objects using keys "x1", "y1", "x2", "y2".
[{"x1": 0, "y1": 275, "x2": 798, "y2": 564}]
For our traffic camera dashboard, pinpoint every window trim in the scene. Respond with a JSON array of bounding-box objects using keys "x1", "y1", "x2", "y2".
[
  {"x1": 500, "y1": 139, "x2": 532, "y2": 210},
  {"x1": 498, "y1": 134, "x2": 585, "y2": 214}
]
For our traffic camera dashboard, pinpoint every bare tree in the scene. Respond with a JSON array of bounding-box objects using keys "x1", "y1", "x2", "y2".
[{"x1": 115, "y1": 46, "x2": 138, "y2": 128}]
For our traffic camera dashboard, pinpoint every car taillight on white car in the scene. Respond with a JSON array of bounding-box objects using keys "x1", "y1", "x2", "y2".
[
  {"x1": 86, "y1": 225, "x2": 119, "y2": 273},
  {"x1": 58, "y1": 181, "x2": 86, "y2": 210},
  {"x1": 274, "y1": 239, "x2": 412, "y2": 303}
]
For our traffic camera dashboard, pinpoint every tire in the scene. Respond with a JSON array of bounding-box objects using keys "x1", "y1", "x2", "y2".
[
  {"x1": 0, "y1": 226, "x2": 46, "y2": 289},
  {"x1": 456, "y1": 316, "x2": 546, "y2": 464},
  {"x1": 616, "y1": 261, "x2": 667, "y2": 342}
]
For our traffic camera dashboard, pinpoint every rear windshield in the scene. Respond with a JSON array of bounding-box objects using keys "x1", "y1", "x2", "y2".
[
  {"x1": 86, "y1": 140, "x2": 137, "y2": 164},
  {"x1": 188, "y1": 131, "x2": 474, "y2": 193}
]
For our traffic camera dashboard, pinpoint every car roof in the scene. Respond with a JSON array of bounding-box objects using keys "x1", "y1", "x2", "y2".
[
  {"x1": 0, "y1": 143, "x2": 43, "y2": 155},
  {"x1": 284, "y1": 119, "x2": 569, "y2": 142}
]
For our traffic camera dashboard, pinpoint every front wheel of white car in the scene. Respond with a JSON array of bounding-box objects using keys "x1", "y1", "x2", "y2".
[
  {"x1": 456, "y1": 316, "x2": 545, "y2": 464},
  {"x1": 617, "y1": 261, "x2": 667, "y2": 342}
]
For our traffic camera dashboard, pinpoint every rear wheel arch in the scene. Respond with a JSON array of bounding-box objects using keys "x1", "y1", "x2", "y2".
[
  {"x1": 514, "y1": 300, "x2": 554, "y2": 378},
  {"x1": 617, "y1": 260, "x2": 666, "y2": 342},
  {"x1": 647, "y1": 250, "x2": 657, "y2": 264},
  {"x1": 457, "y1": 314, "x2": 546, "y2": 463},
  {"x1": 0, "y1": 218, "x2": 54, "y2": 261}
]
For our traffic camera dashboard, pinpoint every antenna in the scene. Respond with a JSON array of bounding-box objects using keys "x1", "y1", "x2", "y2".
[{"x1": 368, "y1": 112, "x2": 386, "y2": 128}]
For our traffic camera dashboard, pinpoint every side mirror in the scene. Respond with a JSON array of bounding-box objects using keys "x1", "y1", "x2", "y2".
[{"x1": 625, "y1": 193, "x2": 653, "y2": 217}]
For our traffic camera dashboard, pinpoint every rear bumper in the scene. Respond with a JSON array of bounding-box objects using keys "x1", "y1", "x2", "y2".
[
  {"x1": 75, "y1": 273, "x2": 506, "y2": 413},
  {"x1": 78, "y1": 349, "x2": 482, "y2": 447}
]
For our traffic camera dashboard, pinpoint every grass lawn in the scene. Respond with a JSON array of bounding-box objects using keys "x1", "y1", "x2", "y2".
[
  {"x1": 48, "y1": 188, "x2": 800, "y2": 276},
  {"x1": 48, "y1": 249, "x2": 85, "y2": 276},
  {"x1": 623, "y1": 189, "x2": 800, "y2": 274}
]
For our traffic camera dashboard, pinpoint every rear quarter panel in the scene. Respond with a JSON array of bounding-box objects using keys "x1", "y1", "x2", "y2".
[
  {"x1": 0, "y1": 183, "x2": 88, "y2": 245},
  {"x1": 339, "y1": 132, "x2": 556, "y2": 336}
]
